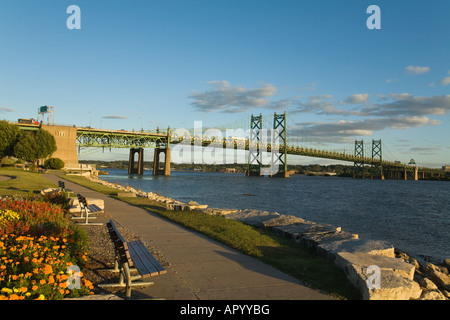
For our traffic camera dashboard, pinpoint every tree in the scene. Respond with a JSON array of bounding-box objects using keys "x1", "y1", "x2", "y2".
[
  {"x1": 34, "y1": 129, "x2": 57, "y2": 160},
  {"x1": 14, "y1": 129, "x2": 57, "y2": 165},
  {"x1": 0, "y1": 120, "x2": 20, "y2": 160}
]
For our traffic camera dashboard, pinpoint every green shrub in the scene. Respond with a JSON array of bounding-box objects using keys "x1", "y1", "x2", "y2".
[
  {"x1": 42, "y1": 190, "x2": 69, "y2": 207},
  {"x1": 44, "y1": 158, "x2": 65, "y2": 170}
]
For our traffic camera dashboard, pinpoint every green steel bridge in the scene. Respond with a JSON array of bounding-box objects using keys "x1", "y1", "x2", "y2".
[{"x1": 15, "y1": 113, "x2": 445, "y2": 179}]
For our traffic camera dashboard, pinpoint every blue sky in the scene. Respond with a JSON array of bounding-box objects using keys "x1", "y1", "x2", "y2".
[{"x1": 0, "y1": 1, "x2": 449, "y2": 167}]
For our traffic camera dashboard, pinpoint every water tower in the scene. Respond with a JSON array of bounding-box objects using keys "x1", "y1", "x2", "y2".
[{"x1": 37, "y1": 106, "x2": 55, "y2": 125}]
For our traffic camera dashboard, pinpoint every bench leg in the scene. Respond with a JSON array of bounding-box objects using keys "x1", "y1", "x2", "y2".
[
  {"x1": 72, "y1": 207, "x2": 102, "y2": 226},
  {"x1": 123, "y1": 263, "x2": 132, "y2": 299},
  {"x1": 98, "y1": 253, "x2": 137, "y2": 273},
  {"x1": 98, "y1": 262, "x2": 154, "y2": 300}
]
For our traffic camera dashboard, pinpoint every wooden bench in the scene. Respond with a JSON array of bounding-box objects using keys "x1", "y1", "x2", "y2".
[
  {"x1": 99, "y1": 220, "x2": 166, "y2": 299},
  {"x1": 71, "y1": 193, "x2": 104, "y2": 226}
]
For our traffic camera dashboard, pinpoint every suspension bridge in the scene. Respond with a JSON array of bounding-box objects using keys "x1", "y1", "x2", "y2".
[{"x1": 14, "y1": 111, "x2": 444, "y2": 180}]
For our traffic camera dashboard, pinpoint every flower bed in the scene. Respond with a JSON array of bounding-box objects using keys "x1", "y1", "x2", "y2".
[{"x1": 0, "y1": 198, "x2": 93, "y2": 300}]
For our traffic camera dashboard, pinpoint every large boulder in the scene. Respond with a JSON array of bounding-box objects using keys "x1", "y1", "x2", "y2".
[{"x1": 335, "y1": 251, "x2": 421, "y2": 300}]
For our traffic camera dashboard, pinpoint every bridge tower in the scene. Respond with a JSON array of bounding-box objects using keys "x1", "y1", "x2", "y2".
[
  {"x1": 371, "y1": 139, "x2": 384, "y2": 179},
  {"x1": 353, "y1": 140, "x2": 365, "y2": 178},
  {"x1": 271, "y1": 112, "x2": 289, "y2": 178},
  {"x1": 247, "y1": 114, "x2": 262, "y2": 176}
]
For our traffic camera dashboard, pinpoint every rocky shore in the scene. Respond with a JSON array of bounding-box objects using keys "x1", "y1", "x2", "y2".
[{"x1": 84, "y1": 175, "x2": 450, "y2": 300}]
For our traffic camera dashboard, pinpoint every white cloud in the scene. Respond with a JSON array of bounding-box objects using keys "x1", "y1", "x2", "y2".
[
  {"x1": 291, "y1": 95, "x2": 368, "y2": 116},
  {"x1": 386, "y1": 79, "x2": 398, "y2": 83},
  {"x1": 0, "y1": 107, "x2": 14, "y2": 113},
  {"x1": 440, "y1": 77, "x2": 450, "y2": 86},
  {"x1": 342, "y1": 93, "x2": 369, "y2": 104},
  {"x1": 361, "y1": 94, "x2": 450, "y2": 117},
  {"x1": 405, "y1": 65, "x2": 430, "y2": 75},
  {"x1": 190, "y1": 80, "x2": 450, "y2": 120},
  {"x1": 190, "y1": 80, "x2": 278, "y2": 113},
  {"x1": 102, "y1": 115, "x2": 128, "y2": 119},
  {"x1": 410, "y1": 147, "x2": 441, "y2": 155},
  {"x1": 292, "y1": 116, "x2": 441, "y2": 144}
]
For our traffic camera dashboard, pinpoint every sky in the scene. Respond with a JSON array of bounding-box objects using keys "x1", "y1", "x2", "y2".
[{"x1": 0, "y1": 0, "x2": 449, "y2": 167}]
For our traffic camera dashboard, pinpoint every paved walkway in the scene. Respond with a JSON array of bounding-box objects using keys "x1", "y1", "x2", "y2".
[{"x1": 46, "y1": 174, "x2": 334, "y2": 300}]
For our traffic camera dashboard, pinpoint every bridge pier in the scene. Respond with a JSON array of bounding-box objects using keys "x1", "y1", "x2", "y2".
[
  {"x1": 383, "y1": 166, "x2": 419, "y2": 180},
  {"x1": 128, "y1": 148, "x2": 144, "y2": 175},
  {"x1": 153, "y1": 148, "x2": 171, "y2": 176}
]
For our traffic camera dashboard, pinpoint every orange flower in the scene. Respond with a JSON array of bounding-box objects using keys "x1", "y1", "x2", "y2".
[
  {"x1": 40, "y1": 279, "x2": 46, "y2": 285},
  {"x1": 20, "y1": 287, "x2": 27, "y2": 293},
  {"x1": 32, "y1": 285, "x2": 38, "y2": 291},
  {"x1": 42, "y1": 264, "x2": 52, "y2": 275}
]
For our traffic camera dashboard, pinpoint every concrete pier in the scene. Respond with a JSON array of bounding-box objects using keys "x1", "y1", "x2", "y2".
[
  {"x1": 128, "y1": 148, "x2": 144, "y2": 175},
  {"x1": 153, "y1": 148, "x2": 171, "y2": 176}
]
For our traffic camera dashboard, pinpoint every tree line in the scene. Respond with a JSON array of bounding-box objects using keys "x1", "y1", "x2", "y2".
[
  {"x1": 0, "y1": 120, "x2": 58, "y2": 167},
  {"x1": 80, "y1": 160, "x2": 358, "y2": 177}
]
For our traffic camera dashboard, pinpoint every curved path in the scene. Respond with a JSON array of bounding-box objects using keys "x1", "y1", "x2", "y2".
[
  {"x1": 45, "y1": 173, "x2": 334, "y2": 300},
  {"x1": 0, "y1": 175, "x2": 15, "y2": 182}
]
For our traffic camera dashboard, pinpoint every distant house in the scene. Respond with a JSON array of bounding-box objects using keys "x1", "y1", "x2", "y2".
[{"x1": 442, "y1": 165, "x2": 450, "y2": 172}]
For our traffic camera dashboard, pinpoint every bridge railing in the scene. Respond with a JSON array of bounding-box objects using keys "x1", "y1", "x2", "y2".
[{"x1": 170, "y1": 132, "x2": 416, "y2": 169}]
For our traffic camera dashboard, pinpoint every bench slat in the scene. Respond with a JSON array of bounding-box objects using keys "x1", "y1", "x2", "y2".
[
  {"x1": 106, "y1": 221, "x2": 133, "y2": 265},
  {"x1": 127, "y1": 241, "x2": 162, "y2": 278},
  {"x1": 127, "y1": 244, "x2": 159, "y2": 277},
  {"x1": 131, "y1": 241, "x2": 166, "y2": 275},
  {"x1": 108, "y1": 221, "x2": 127, "y2": 244},
  {"x1": 88, "y1": 204, "x2": 103, "y2": 213}
]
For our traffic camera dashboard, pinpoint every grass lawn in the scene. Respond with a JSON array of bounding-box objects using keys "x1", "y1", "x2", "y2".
[
  {"x1": 62, "y1": 174, "x2": 362, "y2": 300},
  {"x1": 0, "y1": 167, "x2": 57, "y2": 197}
]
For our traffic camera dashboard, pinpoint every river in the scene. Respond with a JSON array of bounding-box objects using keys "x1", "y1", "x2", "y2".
[{"x1": 99, "y1": 169, "x2": 450, "y2": 263}]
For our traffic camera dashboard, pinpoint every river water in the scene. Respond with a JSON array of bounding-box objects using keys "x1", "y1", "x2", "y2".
[{"x1": 100, "y1": 169, "x2": 450, "y2": 263}]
